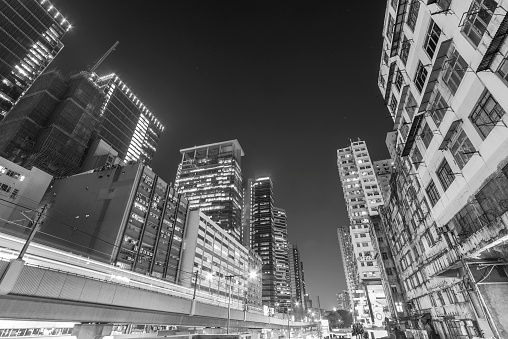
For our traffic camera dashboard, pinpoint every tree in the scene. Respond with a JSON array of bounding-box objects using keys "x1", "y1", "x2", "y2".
[
  {"x1": 336, "y1": 310, "x2": 353, "y2": 328},
  {"x1": 324, "y1": 311, "x2": 343, "y2": 328}
]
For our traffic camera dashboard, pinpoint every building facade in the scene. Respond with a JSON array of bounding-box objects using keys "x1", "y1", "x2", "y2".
[
  {"x1": 336, "y1": 140, "x2": 387, "y2": 327},
  {"x1": 273, "y1": 207, "x2": 291, "y2": 310},
  {"x1": 249, "y1": 177, "x2": 276, "y2": 306},
  {"x1": 180, "y1": 210, "x2": 262, "y2": 311},
  {"x1": 337, "y1": 225, "x2": 358, "y2": 314},
  {"x1": 175, "y1": 140, "x2": 244, "y2": 242},
  {"x1": 336, "y1": 290, "x2": 351, "y2": 311},
  {"x1": 378, "y1": 0, "x2": 508, "y2": 337},
  {"x1": 0, "y1": 71, "x2": 105, "y2": 176},
  {"x1": 288, "y1": 242, "x2": 305, "y2": 307},
  {"x1": 0, "y1": 0, "x2": 71, "y2": 120},
  {"x1": 95, "y1": 74, "x2": 163, "y2": 166},
  {"x1": 0, "y1": 156, "x2": 52, "y2": 237},
  {"x1": 37, "y1": 161, "x2": 188, "y2": 283}
]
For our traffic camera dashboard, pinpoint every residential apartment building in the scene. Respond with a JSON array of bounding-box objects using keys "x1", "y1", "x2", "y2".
[
  {"x1": 336, "y1": 290, "x2": 351, "y2": 311},
  {"x1": 336, "y1": 225, "x2": 358, "y2": 313},
  {"x1": 175, "y1": 140, "x2": 244, "y2": 242},
  {"x1": 336, "y1": 140, "x2": 388, "y2": 327},
  {"x1": 180, "y1": 210, "x2": 262, "y2": 311},
  {"x1": 36, "y1": 161, "x2": 188, "y2": 283},
  {"x1": 378, "y1": 0, "x2": 508, "y2": 337},
  {"x1": 95, "y1": 74, "x2": 164, "y2": 166},
  {"x1": 0, "y1": 0, "x2": 71, "y2": 120}
]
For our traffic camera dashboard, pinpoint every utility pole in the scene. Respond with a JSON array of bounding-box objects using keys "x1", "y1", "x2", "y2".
[
  {"x1": 0, "y1": 205, "x2": 48, "y2": 295},
  {"x1": 190, "y1": 270, "x2": 198, "y2": 316}
]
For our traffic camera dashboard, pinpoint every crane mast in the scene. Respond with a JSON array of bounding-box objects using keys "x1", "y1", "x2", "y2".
[{"x1": 89, "y1": 41, "x2": 119, "y2": 73}]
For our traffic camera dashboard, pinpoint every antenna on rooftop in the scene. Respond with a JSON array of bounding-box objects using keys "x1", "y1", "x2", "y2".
[{"x1": 89, "y1": 41, "x2": 119, "y2": 73}]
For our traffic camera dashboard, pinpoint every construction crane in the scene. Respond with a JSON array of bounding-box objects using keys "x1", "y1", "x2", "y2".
[{"x1": 89, "y1": 41, "x2": 119, "y2": 73}]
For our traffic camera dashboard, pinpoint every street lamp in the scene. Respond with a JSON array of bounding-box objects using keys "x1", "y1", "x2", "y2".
[{"x1": 226, "y1": 271, "x2": 257, "y2": 334}]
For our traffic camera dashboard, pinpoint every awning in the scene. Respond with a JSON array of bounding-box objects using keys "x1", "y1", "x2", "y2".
[
  {"x1": 438, "y1": 119, "x2": 462, "y2": 150},
  {"x1": 401, "y1": 114, "x2": 424, "y2": 156},
  {"x1": 418, "y1": 39, "x2": 453, "y2": 114}
]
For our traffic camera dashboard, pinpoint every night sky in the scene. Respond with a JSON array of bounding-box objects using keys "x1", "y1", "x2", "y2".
[{"x1": 51, "y1": 1, "x2": 393, "y2": 309}]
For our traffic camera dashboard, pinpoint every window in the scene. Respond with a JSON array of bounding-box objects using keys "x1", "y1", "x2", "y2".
[
  {"x1": 420, "y1": 123, "x2": 434, "y2": 148},
  {"x1": 429, "y1": 90, "x2": 448, "y2": 127},
  {"x1": 470, "y1": 90, "x2": 506, "y2": 139},
  {"x1": 400, "y1": 35, "x2": 411, "y2": 65},
  {"x1": 410, "y1": 145, "x2": 423, "y2": 169},
  {"x1": 435, "y1": 0, "x2": 452, "y2": 10},
  {"x1": 383, "y1": 50, "x2": 389, "y2": 65},
  {"x1": 462, "y1": 0, "x2": 497, "y2": 47},
  {"x1": 390, "y1": 94, "x2": 399, "y2": 113},
  {"x1": 450, "y1": 129, "x2": 476, "y2": 169},
  {"x1": 379, "y1": 73, "x2": 386, "y2": 89},
  {"x1": 391, "y1": 0, "x2": 398, "y2": 10},
  {"x1": 404, "y1": 90, "x2": 417, "y2": 119},
  {"x1": 414, "y1": 61, "x2": 428, "y2": 92},
  {"x1": 362, "y1": 242, "x2": 369, "y2": 247},
  {"x1": 426, "y1": 180, "x2": 441, "y2": 206},
  {"x1": 387, "y1": 15, "x2": 395, "y2": 40},
  {"x1": 497, "y1": 57, "x2": 508, "y2": 82},
  {"x1": 436, "y1": 159, "x2": 455, "y2": 190},
  {"x1": 382, "y1": 252, "x2": 389, "y2": 260},
  {"x1": 441, "y1": 47, "x2": 468, "y2": 95},
  {"x1": 386, "y1": 267, "x2": 393, "y2": 275},
  {"x1": 424, "y1": 20, "x2": 442, "y2": 59},
  {"x1": 407, "y1": 0, "x2": 420, "y2": 32},
  {"x1": 395, "y1": 70, "x2": 404, "y2": 91}
]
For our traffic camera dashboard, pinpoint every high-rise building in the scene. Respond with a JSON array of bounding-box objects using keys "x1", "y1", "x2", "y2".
[
  {"x1": 36, "y1": 162, "x2": 188, "y2": 282},
  {"x1": 0, "y1": 71, "x2": 105, "y2": 176},
  {"x1": 337, "y1": 140, "x2": 387, "y2": 327},
  {"x1": 336, "y1": 290, "x2": 351, "y2": 311},
  {"x1": 0, "y1": 0, "x2": 71, "y2": 120},
  {"x1": 288, "y1": 242, "x2": 305, "y2": 307},
  {"x1": 373, "y1": 159, "x2": 395, "y2": 201},
  {"x1": 273, "y1": 207, "x2": 290, "y2": 310},
  {"x1": 95, "y1": 74, "x2": 164, "y2": 166},
  {"x1": 175, "y1": 140, "x2": 244, "y2": 242},
  {"x1": 378, "y1": 0, "x2": 508, "y2": 337},
  {"x1": 249, "y1": 177, "x2": 276, "y2": 306},
  {"x1": 336, "y1": 225, "x2": 357, "y2": 313},
  {"x1": 179, "y1": 210, "x2": 263, "y2": 311}
]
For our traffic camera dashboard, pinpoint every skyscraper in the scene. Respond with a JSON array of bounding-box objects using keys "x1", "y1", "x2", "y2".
[
  {"x1": 336, "y1": 225, "x2": 357, "y2": 313},
  {"x1": 95, "y1": 74, "x2": 164, "y2": 166},
  {"x1": 0, "y1": 0, "x2": 71, "y2": 120},
  {"x1": 273, "y1": 207, "x2": 290, "y2": 310},
  {"x1": 337, "y1": 140, "x2": 387, "y2": 327},
  {"x1": 175, "y1": 140, "x2": 244, "y2": 242},
  {"x1": 249, "y1": 177, "x2": 275, "y2": 305},
  {"x1": 288, "y1": 242, "x2": 305, "y2": 307}
]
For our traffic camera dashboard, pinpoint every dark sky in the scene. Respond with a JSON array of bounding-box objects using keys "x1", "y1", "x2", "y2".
[{"x1": 51, "y1": 1, "x2": 392, "y2": 309}]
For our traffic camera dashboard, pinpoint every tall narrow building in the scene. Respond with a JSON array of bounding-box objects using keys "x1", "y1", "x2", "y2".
[
  {"x1": 95, "y1": 74, "x2": 164, "y2": 166},
  {"x1": 336, "y1": 225, "x2": 358, "y2": 314},
  {"x1": 288, "y1": 242, "x2": 305, "y2": 307},
  {"x1": 273, "y1": 207, "x2": 290, "y2": 310},
  {"x1": 0, "y1": 0, "x2": 71, "y2": 120},
  {"x1": 249, "y1": 177, "x2": 275, "y2": 306},
  {"x1": 175, "y1": 140, "x2": 244, "y2": 242},
  {"x1": 337, "y1": 140, "x2": 388, "y2": 328}
]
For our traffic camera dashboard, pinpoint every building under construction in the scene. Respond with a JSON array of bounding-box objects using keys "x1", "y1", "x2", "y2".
[{"x1": 0, "y1": 70, "x2": 106, "y2": 177}]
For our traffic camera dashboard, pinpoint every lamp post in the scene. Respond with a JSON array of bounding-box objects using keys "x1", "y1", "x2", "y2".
[{"x1": 226, "y1": 271, "x2": 257, "y2": 334}]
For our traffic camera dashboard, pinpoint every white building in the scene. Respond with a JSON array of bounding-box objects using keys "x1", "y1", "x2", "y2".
[
  {"x1": 378, "y1": 0, "x2": 508, "y2": 337},
  {"x1": 337, "y1": 140, "x2": 388, "y2": 327},
  {"x1": 0, "y1": 157, "x2": 52, "y2": 236}
]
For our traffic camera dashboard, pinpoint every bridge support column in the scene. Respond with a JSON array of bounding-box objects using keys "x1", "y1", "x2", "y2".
[
  {"x1": 0, "y1": 259, "x2": 24, "y2": 295},
  {"x1": 72, "y1": 323, "x2": 113, "y2": 339}
]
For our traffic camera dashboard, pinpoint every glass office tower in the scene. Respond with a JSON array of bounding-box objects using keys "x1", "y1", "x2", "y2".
[
  {"x1": 175, "y1": 140, "x2": 244, "y2": 242},
  {"x1": 95, "y1": 74, "x2": 164, "y2": 166},
  {"x1": 0, "y1": 0, "x2": 71, "y2": 120}
]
